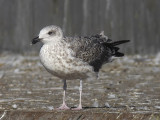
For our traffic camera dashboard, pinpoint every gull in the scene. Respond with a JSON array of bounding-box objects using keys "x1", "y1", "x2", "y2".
[{"x1": 32, "y1": 25, "x2": 130, "y2": 110}]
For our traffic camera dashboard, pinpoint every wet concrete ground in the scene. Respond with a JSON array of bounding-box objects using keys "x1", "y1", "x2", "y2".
[{"x1": 0, "y1": 53, "x2": 160, "y2": 119}]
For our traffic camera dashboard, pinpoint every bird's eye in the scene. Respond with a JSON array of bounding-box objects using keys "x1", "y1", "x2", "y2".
[{"x1": 48, "y1": 31, "x2": 55, "y2": 35}]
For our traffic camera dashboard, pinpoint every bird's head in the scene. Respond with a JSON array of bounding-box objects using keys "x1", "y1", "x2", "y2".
[{"x1": 32, "y1": 25, "x2": 63, "y2": 45}]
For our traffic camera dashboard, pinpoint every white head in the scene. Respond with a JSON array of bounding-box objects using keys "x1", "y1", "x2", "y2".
[{"x1": 32, "y1": 25, "x2": 63, "y2": 44}]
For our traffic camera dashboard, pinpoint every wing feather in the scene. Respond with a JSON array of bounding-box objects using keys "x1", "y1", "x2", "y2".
[
  {"x1": 64, "y1": 34, "x2": 112, "y2": 72},
  {"x1": 64, "y1": 34, "x2": 129, "y2": 72}
]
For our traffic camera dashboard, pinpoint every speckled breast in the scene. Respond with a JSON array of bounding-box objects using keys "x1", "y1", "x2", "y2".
[{"x1": 39, "y1": 42, "x2": 94, "y2": 80}]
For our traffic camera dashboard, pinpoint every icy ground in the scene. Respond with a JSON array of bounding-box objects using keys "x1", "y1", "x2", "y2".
[{"x1": 0, "y1": 52, "x2": 160, "y2": 113}]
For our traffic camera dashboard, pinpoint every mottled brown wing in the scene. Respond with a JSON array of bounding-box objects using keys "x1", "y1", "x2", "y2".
[
  {"x1": 64, "y1": 35, "x2": 130, "y2": 72},
  {"x1": 64, "y1": 34, "x2": 112, "y2": 72}
]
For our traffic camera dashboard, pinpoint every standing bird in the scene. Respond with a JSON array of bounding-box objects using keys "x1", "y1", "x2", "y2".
[{"x1": 32, "y1": 25, "x2": 130, "y2": 110}]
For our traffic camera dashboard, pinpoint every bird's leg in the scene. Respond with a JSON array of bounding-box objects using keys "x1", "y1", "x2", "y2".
[
  {"x1": 72, "y1": 80, "x2": 83, "y2": 110},
  {"x1": 56, "y1": 79, "x2": 70, "y2": 110}
]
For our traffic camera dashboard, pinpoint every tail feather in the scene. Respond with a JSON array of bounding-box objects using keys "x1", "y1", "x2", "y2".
[
  {"x1": 102, "y1": 39, "x2": 130, "y2": 57},
  {"x1": 114, "y1": 52, "x2": 124, "y2": 57},
  {"x1": 111, "y1": 40, "x2": 130, "y2": 46}
]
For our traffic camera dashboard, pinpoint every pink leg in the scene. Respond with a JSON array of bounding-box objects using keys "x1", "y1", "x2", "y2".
[
  {"x1": 72, "y1": 80, "x2": 83, "y2": 110},
  {"x1": 56, "y1": 80, "x2": 70, "y2": 110}
]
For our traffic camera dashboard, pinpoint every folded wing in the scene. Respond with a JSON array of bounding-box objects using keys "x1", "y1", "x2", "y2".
[{"x1": 64, "y1": 34, "x2": 129, "y2": 72}]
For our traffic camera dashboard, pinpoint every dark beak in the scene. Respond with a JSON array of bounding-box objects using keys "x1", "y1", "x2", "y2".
[{"x1": 31, "y1": 36, "x2": 40, "y2": 45}]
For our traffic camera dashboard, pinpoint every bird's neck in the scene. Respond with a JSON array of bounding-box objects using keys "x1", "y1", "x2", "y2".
[
  {"x1": 44, "y1": 37, "x2": 64, "y2": 45},
  {"x1": 45, "y1": 40, "x2": 68, "y2": 50}
]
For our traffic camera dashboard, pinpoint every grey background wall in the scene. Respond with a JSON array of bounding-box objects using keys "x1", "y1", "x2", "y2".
[{"x1": 0, "y1": 0, "x2": 160, "y2": 54}]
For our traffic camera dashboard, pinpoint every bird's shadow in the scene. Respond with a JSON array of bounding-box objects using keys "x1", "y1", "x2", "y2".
[
  {"x1": 70, "y1": 105, "x2": 128, "y2": 110},
  {"x1": 71, "y1": 106, "x2": 109, "y2": 109}
]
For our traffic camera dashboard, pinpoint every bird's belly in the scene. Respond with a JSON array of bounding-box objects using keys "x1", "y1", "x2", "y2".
[
  {"x1": 41, "y1": 57, "x2": 94, "y2": 80},
  {"x1": 40, "y1": 45, "x2": 94, "y2": 80}
]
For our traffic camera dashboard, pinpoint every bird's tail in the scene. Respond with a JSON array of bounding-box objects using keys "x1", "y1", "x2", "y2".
[
  {"x1": 103, "y1": 40, "x2": 130, "y2": 57},
  {"x1": 111, "y1": 40, "x2": 130, "y2": 46}
]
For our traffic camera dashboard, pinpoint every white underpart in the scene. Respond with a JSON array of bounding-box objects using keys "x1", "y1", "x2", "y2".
[{"x1": 40, "y1": 39, "x2": 95, "y2": 80}]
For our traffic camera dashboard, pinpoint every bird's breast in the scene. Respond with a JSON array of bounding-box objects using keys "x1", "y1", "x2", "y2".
[{"x1": 39, "y1": 43, "x2": 94, "y2": 80}]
